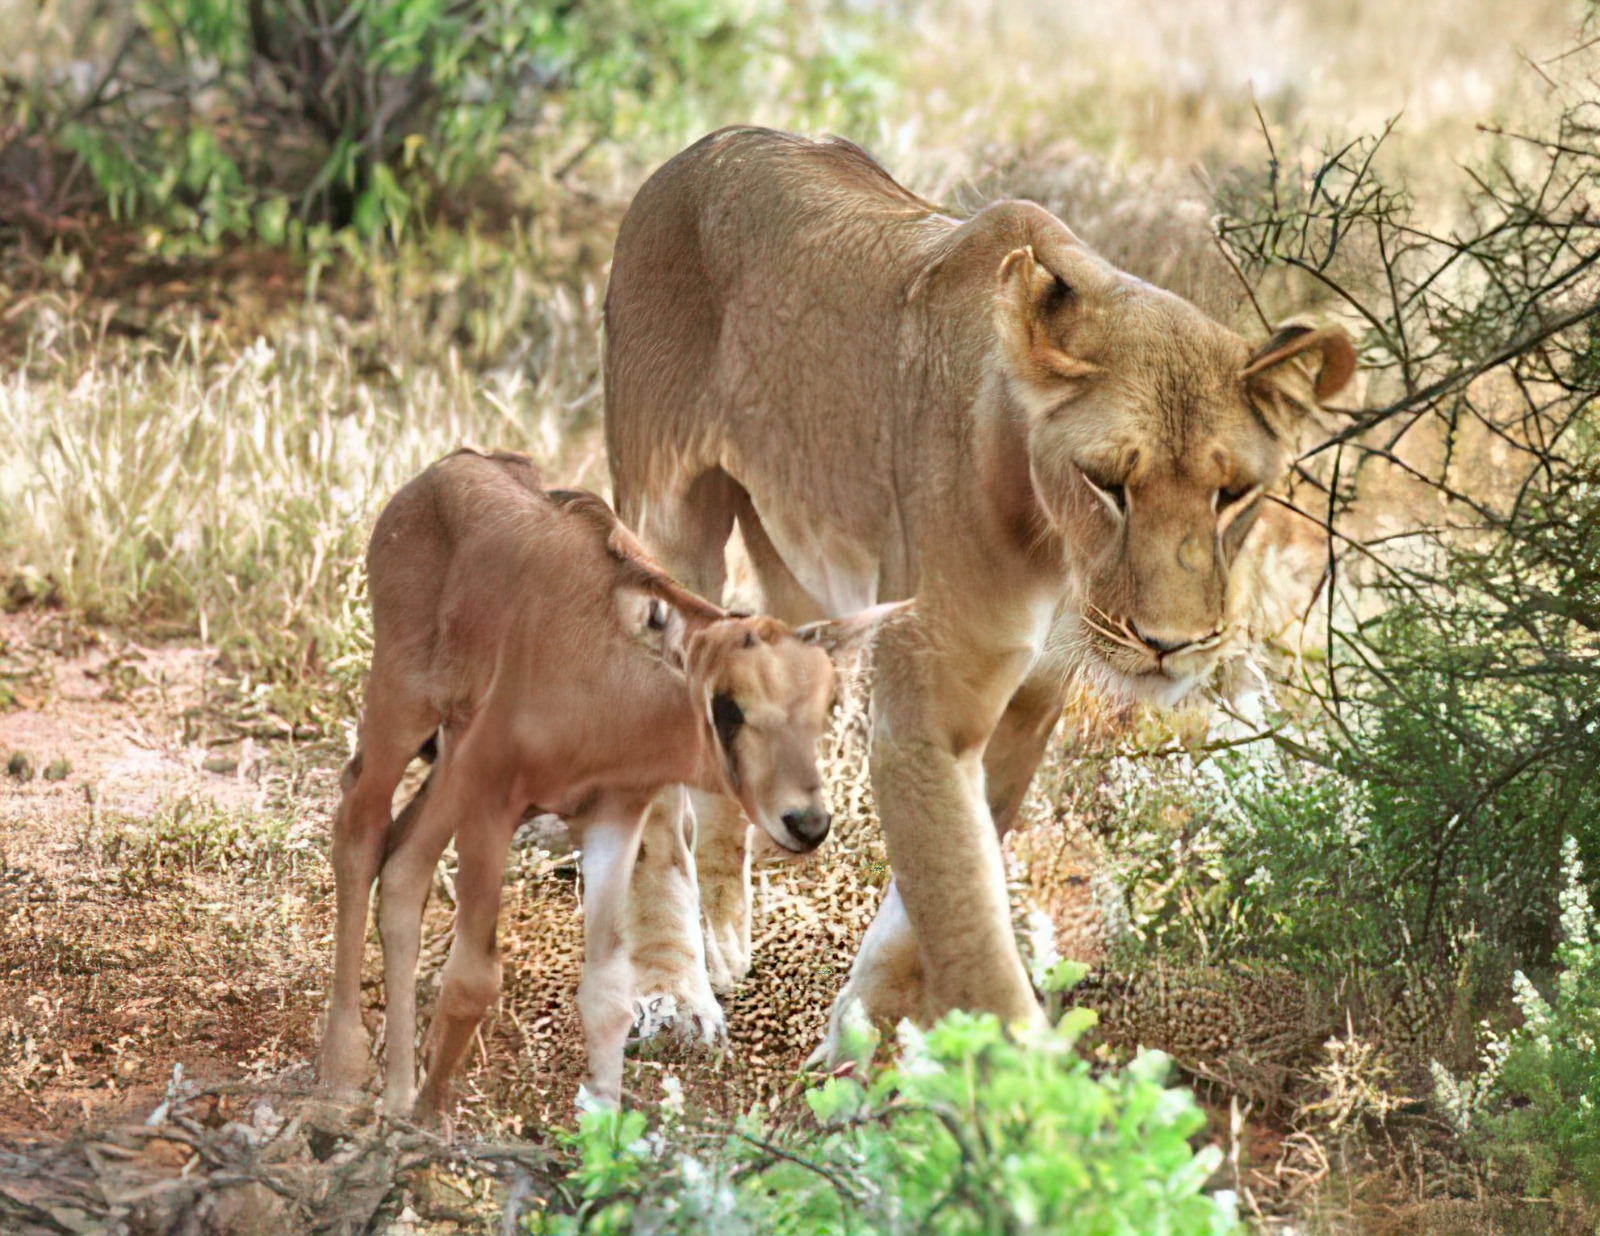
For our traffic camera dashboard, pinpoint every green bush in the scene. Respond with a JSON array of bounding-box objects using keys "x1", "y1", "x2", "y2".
[
  {"x1": 524, "y1": 1006, "x2": 1237, "y2": 1235},
  {"x1": 9, "y1": 0, "x2": 895, "y2": 246},
  {"x1": 1434, "y1": 837, "x2": 1600, "y2": 1205}
]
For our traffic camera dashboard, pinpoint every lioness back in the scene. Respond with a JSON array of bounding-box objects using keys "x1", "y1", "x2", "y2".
[{"x1": 605, "y1": 126, "x2": 1051, "y2": 612}]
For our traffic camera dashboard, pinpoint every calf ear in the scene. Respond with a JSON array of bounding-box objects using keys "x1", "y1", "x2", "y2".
[
  {"x1": 794, "y1": 600, "x2": 912, "y2": 657},
  {"x1": 994, "y1": 244, "x2": 1102, "y2": 396}
]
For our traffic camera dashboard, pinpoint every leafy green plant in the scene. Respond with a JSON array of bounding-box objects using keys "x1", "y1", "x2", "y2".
[
  {"x1": 5, "y1": 0, "x2": 896, "y2": 247},
  {"x1": 1434, "y1": 837, "x2": 1600, "y2": 1205},
  {"x1": 524, "y1": 1006, "x2": 1237, "y2": 1235}
]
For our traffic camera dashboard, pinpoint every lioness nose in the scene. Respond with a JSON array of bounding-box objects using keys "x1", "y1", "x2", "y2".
[
  {"x1": 1129, "y1": 619, "x2": 1203, "y2": 655},
  {"x1": 781, "y1": 807, "x2": 831, "y2": 848}
]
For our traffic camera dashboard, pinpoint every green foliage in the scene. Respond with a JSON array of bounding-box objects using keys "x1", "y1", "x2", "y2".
[
  {"x1": 1433, "y1": 838, "x2": 1600, "y2": 1204},
  {"x1": 524, "y1": 1008, "x2": 1237, "y2": 1235},
  {"x1": 1196, "y1": 38, "x2": 1600, "y2": 992},
  {"x1": 7, "y1": 0, "x2": 895, "y2": 248}
]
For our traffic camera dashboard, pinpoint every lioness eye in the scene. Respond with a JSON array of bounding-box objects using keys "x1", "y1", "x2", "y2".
[{"x1": 1078, "y1": 465, "x2": 1126, "y2": 516}]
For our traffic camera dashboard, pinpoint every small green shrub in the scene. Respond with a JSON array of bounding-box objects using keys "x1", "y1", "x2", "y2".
[
  {"x1": 524, "y1": 1007, "x2": 1237, "y2": 1235},
  {"x1": 1434, "y1": 836, "x2": 1600, "y2": 1204},
  {"x1": 7, "y1": 0, "x2": 896, "y2": 246}
]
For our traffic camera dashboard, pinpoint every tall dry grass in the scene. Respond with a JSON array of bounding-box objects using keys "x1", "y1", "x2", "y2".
[{"x1": 0, "y1": 247, "x2": 609, "y2": 724}]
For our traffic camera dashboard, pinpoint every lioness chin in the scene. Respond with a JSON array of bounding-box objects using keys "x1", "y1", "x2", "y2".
[{"x1": 603, "y1": 126, "x2": 1355, "y2": 1057}]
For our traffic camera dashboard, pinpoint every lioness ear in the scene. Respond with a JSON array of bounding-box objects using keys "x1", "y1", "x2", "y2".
[
  {"x1": 794, "y1": 600, "x2": 912, "y2": 657},
  {"x1": 1241, "y1": 322, "x2": 1357, "y2": 404},
  {"x1": 995, "y1": 245, "x2": 1101, "y2": 390}
]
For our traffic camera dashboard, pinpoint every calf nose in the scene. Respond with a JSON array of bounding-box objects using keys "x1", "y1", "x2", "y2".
[{"x1": 781, "y1": 807, "x2": 831, "y2": 849}]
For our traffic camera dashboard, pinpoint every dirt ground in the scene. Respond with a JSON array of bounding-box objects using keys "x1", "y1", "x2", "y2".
[
  {"x1": 0, "y1": 605, "x2": 921, "y2": 1232},
  {"x1": 1, "y1": 607, "x2": 1570, "y2": 1235}
]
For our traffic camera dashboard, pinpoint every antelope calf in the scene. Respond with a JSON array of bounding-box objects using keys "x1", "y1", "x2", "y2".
[{"x1": 319, "y1": 448, "x2": 878, "y2": 1118}]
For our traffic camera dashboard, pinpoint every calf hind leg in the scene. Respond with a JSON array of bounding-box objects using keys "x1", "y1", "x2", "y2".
[
  {"x1": 413, "y1": 805, "x2": 522, "y2": 1122},
  {"x1": 376, "y1": 750, "x2": 495, "y2": 1116},
  {"x1": 321, "y1": 676, "x2": 436, "y2": 1094}
]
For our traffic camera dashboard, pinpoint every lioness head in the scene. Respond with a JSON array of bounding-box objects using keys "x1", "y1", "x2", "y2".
[{"x1": 994, "y1": 229, "x2": 1355, "y2": 703}]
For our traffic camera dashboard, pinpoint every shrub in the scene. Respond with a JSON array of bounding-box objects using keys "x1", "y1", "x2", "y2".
[
  {"x1": 1434, "y1": 836, "x2": 1600, "y2": 1205},
  {"x1": 5, "y1": 0, "x2": 895, "y2": 246},
  {"x1": 523, "y1": 1006, "x2": 1237, "y2": 1235}
]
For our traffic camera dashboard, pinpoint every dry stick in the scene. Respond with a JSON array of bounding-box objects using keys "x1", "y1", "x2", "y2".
[
  {"x1": 1323, "y1": 443, "x2": 1344, "y2": 712},
  {"x1": 735, "y1": 1132, "x2": 868, "y2": 1204},
  {"x1": 1303, "y1": 296, "x2": 1600, "y2": 460},
  {"x1": 1212, "y1": 232, "x2": 1272, "y2": 333}
]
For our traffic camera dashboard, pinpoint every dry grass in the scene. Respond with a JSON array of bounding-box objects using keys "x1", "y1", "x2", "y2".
[{"x1": 0, "y1": 238, "x2": 611, "y2": 729}]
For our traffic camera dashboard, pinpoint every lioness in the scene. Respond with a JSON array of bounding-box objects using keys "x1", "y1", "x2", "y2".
[{"x1": 603, "y1": 127, "x2": 1355, "y2": 1052}]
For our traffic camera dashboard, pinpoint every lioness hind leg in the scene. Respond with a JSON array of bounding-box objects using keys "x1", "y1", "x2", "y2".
[
  {"x1": 731, "y1": 487, "x2": 828, "y2": 624},
  {"x1": 625, "y1": 792, "x2": 727, "y2": 1053},
  {"x1": 692, "y1": 791, "x2": 754, "y2": 993},
  {"x1": 622, "y1": 466, "x2": 741, "y2": 603}
]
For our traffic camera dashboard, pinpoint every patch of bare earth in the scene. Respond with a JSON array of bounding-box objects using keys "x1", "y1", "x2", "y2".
[{"x1": 0, "y1": 610, "x2": 1553, "y2": 1234}]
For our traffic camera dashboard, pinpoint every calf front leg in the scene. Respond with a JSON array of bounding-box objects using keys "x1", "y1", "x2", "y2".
[
  {"x1": 574, "y1": 802, "x2": 649, "y2": 1104},
  {"x1": 413, "y1": 805, "x2": 521, "y2": 1124},
  {"x1": 625, "y1": 790, "x2": 726, "y2": 1051}
]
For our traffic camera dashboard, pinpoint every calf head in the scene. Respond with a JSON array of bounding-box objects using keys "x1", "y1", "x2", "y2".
[
  {"x1": 684, "y1": 615, "x2": 836, "y2": 852},
  {"x1": 682, "y1": 603, "x2": 908, "y2": 853}
]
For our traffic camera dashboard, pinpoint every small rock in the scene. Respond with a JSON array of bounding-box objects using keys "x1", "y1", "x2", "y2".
[
  {"x1": 207, "y1": 1180, "x2": 291, "y2": 1236},
  {"x1": 6, "y1": 751, "x2": 33, "y2": 781}
]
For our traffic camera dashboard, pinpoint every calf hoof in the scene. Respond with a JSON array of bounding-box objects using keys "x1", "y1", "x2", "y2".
[
  {"x1": 318, "y1": 1033, "x2": 375, "y2": 1098},
  {"x1": 381, "y1": 1081, "x2": 418, "y2": 1120},
  {"x1": 627, "y1": 991, "x2": 727, "y2": 1059}
]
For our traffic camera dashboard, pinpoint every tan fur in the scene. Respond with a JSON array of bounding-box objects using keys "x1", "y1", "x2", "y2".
[
  {"x1": 603, "y1": 128, "x2": 1356, "y2": 1050},
  {"x1": 317, "y1": 448, "x2": 875, "y2": 1118}
]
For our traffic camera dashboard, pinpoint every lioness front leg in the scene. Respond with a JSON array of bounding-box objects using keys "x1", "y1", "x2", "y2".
[
  {"x1": 873, "y1": 624, "x2": 1042, "y2": 1025},
  {"x1": 624, "y1": 790, "x2": 726, "y2": 1052},
  {"x1": 815, "y1": 650, "x2": 1062, "y2": 1064}
]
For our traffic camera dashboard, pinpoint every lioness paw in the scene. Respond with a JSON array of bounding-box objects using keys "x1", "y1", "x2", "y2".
[{"x1": 627, "y1": 990, "x2": 727, "y2": 1058}]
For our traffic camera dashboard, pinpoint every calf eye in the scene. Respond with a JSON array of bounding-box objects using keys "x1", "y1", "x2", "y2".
[
  {"x1": 647, "y1": 600, "x2": 668, "y2": 631},
  {"x1": 711, "y1": 693, "x2": 744, "y2": 750}
]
